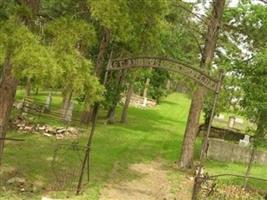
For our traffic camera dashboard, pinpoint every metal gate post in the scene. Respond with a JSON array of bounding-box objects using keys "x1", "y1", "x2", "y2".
[{"x1": 200, "y1": 70, "x2": 224, "y2": 162}]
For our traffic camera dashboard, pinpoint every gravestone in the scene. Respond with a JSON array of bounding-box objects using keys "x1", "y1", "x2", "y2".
[
  {"x1": 45, "y1": 92, "x2": 52, "y2": 112},
  {"x1": 239, "y1": 135, "x2": 250, "y2": 147},
  {"x1": 142, "y1": 97, "x2": 147, "y2": 107},
  {"x1": 228, "y1": 116, "x2": 236, "y2": 128}
]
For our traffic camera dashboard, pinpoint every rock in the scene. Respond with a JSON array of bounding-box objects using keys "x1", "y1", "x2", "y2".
[
  {"x1": 64, "y1": 131, "x2": 70, "y2": 136},
  {"x1": 7, "y1": 177, "x2": 26, "y2": 185},
  {"x1": 67, "y1": 127, "x2": 78, "y2": 135},
  {"x1": 35, "y1": 124, "x2": 40, "y2": 131},
  {"x1": 46, "y1": 126, "x2": 56, "y2": 134},
  {"x1": 56, "y1": 128, "x2": 66, "y2": 134},
  {"x1": 38, "y1": 126, "x2": 46, "y2": 131},
  {"x1": 13, "y1": 102, "x2": 24, "y2": 110},
  {"x1": 43, "y1": 133, "x2": 52, "y2": 137},
  {"x1": 24, "y1": 126, "x2": 33, "y2": 131},
  {"x1": 17, "y1": 123, "x2": 25, "y2": 128}
]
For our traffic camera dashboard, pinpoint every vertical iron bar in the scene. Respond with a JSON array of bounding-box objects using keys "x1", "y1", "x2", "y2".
[
  {"x1": 76, "y1": 52, "x2": 112, "y2": 195},
  {"x1": 191, "y1": 165, "x2": 203, "y2": 200},
  {"x1": 200, "y1": 70, "x2": 224, "y2": 163},
  {"x1": 76, "y1": 104, "x2": 98, "y2": 195}
]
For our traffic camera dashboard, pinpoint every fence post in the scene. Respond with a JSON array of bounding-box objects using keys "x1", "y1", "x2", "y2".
[{"x1": 192, "y1": 165, "x2": 204, "y2": 200}]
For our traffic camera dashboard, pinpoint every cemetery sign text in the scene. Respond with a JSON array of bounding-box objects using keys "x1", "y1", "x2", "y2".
[{"x1": 109, "y1": 57, "x2": 220, "y2": 92}]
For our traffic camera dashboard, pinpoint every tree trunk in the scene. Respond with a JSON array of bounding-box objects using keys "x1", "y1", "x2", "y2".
[
  {"x1": 81, "y1": 28, "x2": 110, "y2": 124},
  {"x1": 95, "y1": 27, "x2": 110, "y2": 78},
  {"x1": 106, "y1": 70, "x2": 125, "y2": 124},
  {"x1": 25, "y1": 78, "x2": 31, "y2": 97},
  {"x1": 44, "y1": 91, "x2": 52, "y2": 113},
  {"x1": 243, "y1": 109, "x2": 267, "y2": 188},
  {"x1": 120, "y1": 83, "x2": 134, "y2": 123},
  {"x1": 80, "y1": 109, "x2": 93, "y2": 124},
  {"x1": 179, "y1": 0, "x2": 226, "y2": 169},
  {"x1": 0, "y1": 51, "x2": 18, "y2": 165},
  {"x1": 179, "y1": 87, "x2": 205, "y2": 168},
  {"x1": 166, "y1": 79, "x2": 171, "y2": 91},
  {"x1": 34, "y1": 87, "x2": 39, "y2": 95},
  {"x1": 0, "y1": 0, "x2": 40, "y2": 165},
  {"x1": 142, "y1": 78, "x2": 150, "y2": 107},
  {"x1": 106, "y1": 106, "x2": 116, "y2": 124},
  {"x1": 243, "y1": 147, "x2": 255, "y2": 189},
  {"x1": 62, "y1": 89, "x2": 73, "y2": 120},
  {"x1": 80, "y1": 95, "x2": 93, "y2": 124}
]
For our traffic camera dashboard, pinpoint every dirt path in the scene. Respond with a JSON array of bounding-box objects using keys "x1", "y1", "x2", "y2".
[{"x1": 99, "y1": 161, "x2": 193, "y2": 200}]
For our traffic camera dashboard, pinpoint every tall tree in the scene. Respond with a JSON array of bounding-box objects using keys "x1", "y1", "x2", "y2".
[
  {"x1": 179, "y1": 0, "x2": 226, "y2": 168},
  {"x1": 0, "y1": 17, "x2": 58, "y2": 164},
  {"x1": 45, "y1": 16, "x2": 99, "y2": 120}
]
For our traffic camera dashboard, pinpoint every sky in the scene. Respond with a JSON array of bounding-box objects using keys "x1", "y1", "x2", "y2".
[{"x1": 183, "y1": 0, "x2": 265, "y2": 11}]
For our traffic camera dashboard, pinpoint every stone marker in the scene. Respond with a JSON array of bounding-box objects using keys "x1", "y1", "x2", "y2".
[
  {"x1": 228, "y1": 116, "x2": 236, "y2": 128},
  {"x1": 45, "y1": 91, "x2": 52, "y2": 112},
  {"x1": 239, "y1": 135, "x2": 250, "y2": 147}
]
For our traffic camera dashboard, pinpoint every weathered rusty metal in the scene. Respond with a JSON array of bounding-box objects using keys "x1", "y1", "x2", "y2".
[
  {"x1": 200, "y1": 70, "x2": 224, "y2": 162},
  {"x1": 108, "y1": 57, "x2": 219, "y2": 92},
  {"x1": 76, "y1": 56, "x2": 224, "y2": 196},
  {"x1": 76, "y1": 51, "x2": 113, "y2": 195}
]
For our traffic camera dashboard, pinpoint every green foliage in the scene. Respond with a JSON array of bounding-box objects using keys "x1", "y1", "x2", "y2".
[
  {"x1": 90, "y1": 0, "x2": 169, "y2": 47},
  {"x1": 149, "y1": 68, "x2": 170, "y2": 102},
  {"x1": 46, "y1": 17, "x2": 96, "y2": 53},
  {"x1": 90, "y1": 0, "x2": 132, "y2": 42},
  {"x1": 45, "y1": 16, "x2": 103, "y2": 101},
  {"x1": 222, "y1": 2, "x2": 267, "y2": 146},
  {"x1": 239, "y1": 50, "x2": 267, "y2": 118},
  {"x1": 0, "y1": 17, "x2": 59, "y2": 86}
]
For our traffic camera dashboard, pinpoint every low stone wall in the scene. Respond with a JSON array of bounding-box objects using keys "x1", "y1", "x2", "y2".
[
  {"x1": 207, "y1": 138, "x2": 267, "y2": 165},
  {"x1": 198, "y1": 124, "x2": 245, "y2": 142}
]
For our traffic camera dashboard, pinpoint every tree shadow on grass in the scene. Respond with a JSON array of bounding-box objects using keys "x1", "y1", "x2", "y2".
[{"x1": 2, "y1": 94, "x2": 191, "y2": 198}]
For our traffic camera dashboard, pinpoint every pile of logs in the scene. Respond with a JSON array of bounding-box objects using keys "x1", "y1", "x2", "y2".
[{"x1": 12, "y1": 117, "x2": 80, "y2": 139}]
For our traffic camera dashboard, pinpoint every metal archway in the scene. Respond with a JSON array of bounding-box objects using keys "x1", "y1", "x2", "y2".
[
  {"x1": 108, "y1": 57, "x2": 221, "y2": 92},
  {"x1": 76, "y1": 56, "x2": 224, "y2": 194}
]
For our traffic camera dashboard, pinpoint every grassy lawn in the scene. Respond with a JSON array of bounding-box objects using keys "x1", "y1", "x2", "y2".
[{"x1": 0, "y1": 92, "x2": 266, "y2": 199}]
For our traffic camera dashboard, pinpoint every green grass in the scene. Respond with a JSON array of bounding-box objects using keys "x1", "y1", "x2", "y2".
[{"x1": 1, "y1": 92, "x2": 266, "y2": 199}]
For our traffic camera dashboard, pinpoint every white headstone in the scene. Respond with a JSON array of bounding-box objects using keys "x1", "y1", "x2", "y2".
[
  {"x1": 45, "y1": 92, "x2": 52, "y2": 111},
  {"x1": 142, "y1": 97, "x2": 147, "y2": 107},
  {"x1": 228, "y1": 116, "x2": 236, "y2": 128},
  {"x1": 239, "y1": 135, "x2": 250, "y2": 147}
]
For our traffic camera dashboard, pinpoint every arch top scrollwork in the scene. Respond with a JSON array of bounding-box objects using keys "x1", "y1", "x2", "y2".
[{"x1": 108, "y1": 56, "x2": 220, "y2": 92}]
